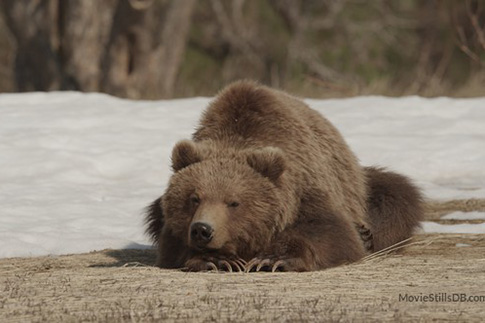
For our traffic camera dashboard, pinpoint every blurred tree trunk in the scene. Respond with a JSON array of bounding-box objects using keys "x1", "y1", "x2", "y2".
[
  {"x1": 0, "y1": 0, "x2": 61, "y2": 91},
  {"x1": 0, "y1": 0, "x2": 196, "y2": 99},
  {"x1": 58, "y1": 0, "x2": 117, "y2": 92}
]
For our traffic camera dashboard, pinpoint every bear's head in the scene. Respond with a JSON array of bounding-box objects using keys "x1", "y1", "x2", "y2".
[{"x1": 161, "y1": 140, "x2": 287, "y2": 259}]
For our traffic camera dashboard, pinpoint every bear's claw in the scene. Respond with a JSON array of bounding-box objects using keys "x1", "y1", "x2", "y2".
[
  {"x1": 207, "y1": 262, "x2": 219, "y2": 271},
  {"x1": 216, "y1": 258, "x2": 246, "y2": 272},
  {"x1": 246, "y1": 257, "x2": 286, "y2": 272},
  {"x1": 357, "y1": 224, "x2": 374, "y2": 252},
  {"x1": 230, "y1": 259, "x2": 246, "y2": 272},
  {"x1": 184, "y1": 257, "x2": 247, "y2": 272},
  {"x1": 271, "y1": 260, "x2": 286, "y2": 272},
  {"x1": 218, "y1": 260, "x2": 233, "y2": 272}
]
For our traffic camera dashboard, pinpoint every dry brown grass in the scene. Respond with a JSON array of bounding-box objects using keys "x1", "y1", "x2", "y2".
[
  {"x1": 425, "y1": 198, "x2": 485, "y2": 221},
  {"x1": 1, "y1": 200, "x2": 484, "y2": 322}
]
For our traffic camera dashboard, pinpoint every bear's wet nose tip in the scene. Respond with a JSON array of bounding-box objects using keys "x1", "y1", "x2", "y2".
[{"x1": 190, "y1": 222, "x2": 213, "y2": 245}]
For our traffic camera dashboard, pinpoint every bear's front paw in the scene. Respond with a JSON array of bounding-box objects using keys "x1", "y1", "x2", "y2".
[
  {"x1": 246, "y1": 256, "x2": 312, "y2": 272},
  {"x1": 183, "y1": 256, "x2": 247, "y2": 272}
]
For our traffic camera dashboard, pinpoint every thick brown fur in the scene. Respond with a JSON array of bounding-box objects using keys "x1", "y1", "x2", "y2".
[
  {"x1": 145, "y1": 81, "x2": 423, "y2": 272},
  {"x1": 364, "y1": 166, "x2": 424, "y2": 252}
]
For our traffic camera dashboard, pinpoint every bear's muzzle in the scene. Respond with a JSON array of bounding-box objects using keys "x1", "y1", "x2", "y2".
[{"x1": 190, "y1": 222, "x2": 214, "y2": 247}]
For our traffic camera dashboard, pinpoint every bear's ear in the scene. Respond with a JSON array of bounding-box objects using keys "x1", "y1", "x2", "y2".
[
  {"x1": 246, "y1": 147, "x2": 286, "y2": 182},
  {"x1": 171, "y1": 140, "x2": 202, "y2": 172}
]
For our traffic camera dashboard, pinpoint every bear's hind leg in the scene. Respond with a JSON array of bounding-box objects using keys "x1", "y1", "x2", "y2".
[{"x1": 365, "y1": 167, "x2": 424, "y2": 252}]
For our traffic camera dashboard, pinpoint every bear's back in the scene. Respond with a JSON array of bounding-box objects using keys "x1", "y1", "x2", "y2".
[
  {"x1": 194, "y1": 81, "x2": 354, "y2": 169},
  {"x1": 193, "y1": 81, "x2": 368, "y2": 227},
  {"x1": 194, "y1": 81, "x2": 334, "y2": 151}
]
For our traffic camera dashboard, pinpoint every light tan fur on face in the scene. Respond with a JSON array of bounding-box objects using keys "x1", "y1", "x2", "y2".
[{"x1": 189, "y1": 201, "x2": 230, "y2": 250}]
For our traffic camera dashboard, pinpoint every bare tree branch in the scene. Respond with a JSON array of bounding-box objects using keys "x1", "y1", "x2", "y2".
[
  {"x1": 210, "y1": 0, "x2": 260, "y2": 62},
  {"x1": 453, "y1": 1, "x2": 485, "y2": 66},
  {"x1": 157, "y1": 0, "x2": 197, "y2": 97},
  {"x1": 0, "y1": 0, "x2": 61, "y2": 91},
  {"x1": 466, "y1": 0, "x2": 485, "y2": 51}
]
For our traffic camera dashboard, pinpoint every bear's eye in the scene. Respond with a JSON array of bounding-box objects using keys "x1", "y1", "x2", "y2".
[
  {"x1": 228, "y1": 201, "x2": 239, "y2": 208},
  {"x1": 190, "y1": 194, "x2": 200, "y2": 205}
]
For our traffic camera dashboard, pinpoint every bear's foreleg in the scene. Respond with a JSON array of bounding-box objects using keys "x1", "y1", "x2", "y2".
[
  {"x1": 157, "y1": 226, "x2": 246, "y2": 271},
  {"x1": 246, "y1": 211, "x2": 367, "y2": 272}
]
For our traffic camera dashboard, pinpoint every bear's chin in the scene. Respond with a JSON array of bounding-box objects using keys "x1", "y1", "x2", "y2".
[
  {"x1": 190, "y1": 246, "x2": 218, "y2": 253},
  {"x1": 190, "y1": 241, "x2": 239, "y2": 257}
]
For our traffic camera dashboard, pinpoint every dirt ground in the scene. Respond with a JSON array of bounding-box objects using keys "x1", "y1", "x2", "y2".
[{"x1": 1, "y1": 200, "x2": 485, "y2": 322}]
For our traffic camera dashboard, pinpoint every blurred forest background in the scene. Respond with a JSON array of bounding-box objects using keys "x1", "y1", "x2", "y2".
[{"x1": 0, "y1": 0, "x2": 484, "y2": 99}]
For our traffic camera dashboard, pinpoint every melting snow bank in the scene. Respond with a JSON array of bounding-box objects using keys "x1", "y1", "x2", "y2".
[
  {"x1": 307, "y1": 96, "x2": 485, "y2": 201},
  {"x1": 1, "y1": 92, "x2": 484, "y2": 258},
  {"x1": 440, "y1": 211, "x2": 485, "y2": 220},
  {"x1": 421, "y1": 222, "x2": 485, "y2": 234},
  {"x1": 0, "y1": 232, "x2": 153, "y2": 259}
]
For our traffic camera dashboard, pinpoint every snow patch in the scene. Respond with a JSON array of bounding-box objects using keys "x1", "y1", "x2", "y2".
[
  {"x1": 421, "y1": 222, "x2": 485, "y2": 234},
  {"x1": 1, "y1": 92, "x2": 485, "y2": 258},
  {"x1": 441, "y1": 211, "x2": 485, "y2": 221}
]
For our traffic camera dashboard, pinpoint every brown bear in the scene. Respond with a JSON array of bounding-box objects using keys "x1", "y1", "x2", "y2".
[{"x1": 145, "y1": 81, "x2": 423, "y2": 272}]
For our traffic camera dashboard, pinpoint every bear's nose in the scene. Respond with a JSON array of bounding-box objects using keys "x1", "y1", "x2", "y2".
[{"x1": 190, "y1": 222, "x2": 213, "y2": 245}]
